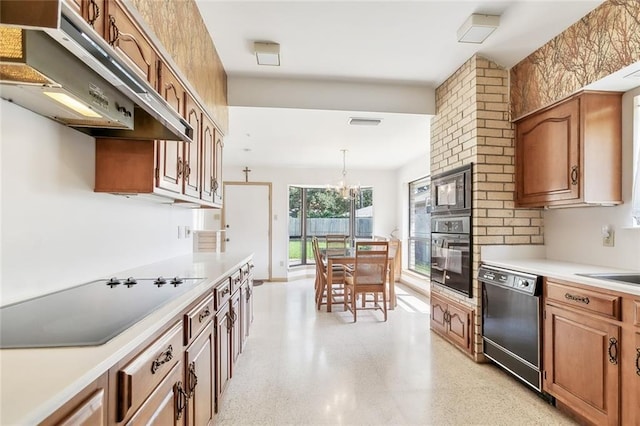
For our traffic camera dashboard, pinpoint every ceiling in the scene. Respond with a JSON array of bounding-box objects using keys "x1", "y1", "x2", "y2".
[{"x1": 195, "y1": 0, "x2": 604, "y2": 170}]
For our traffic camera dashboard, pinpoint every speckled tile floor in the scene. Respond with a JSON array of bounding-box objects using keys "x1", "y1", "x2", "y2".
[{"x1": 215, "y1": 279, "x2": 577, "y2": 425}]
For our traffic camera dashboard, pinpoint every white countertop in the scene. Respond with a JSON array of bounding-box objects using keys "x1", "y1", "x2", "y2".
[
  {"x1": 481, "y1": 258, "x2": 640, "y2": 296},
  {"x1": 0, "y1": 252, "x2": 251, "y2": 426}
]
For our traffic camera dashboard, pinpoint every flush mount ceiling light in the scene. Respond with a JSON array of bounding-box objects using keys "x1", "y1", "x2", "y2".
[
  {"x1": 254, "y1": 42, "x2": 280, "y2": 66},
  {"x1": 348, "y1": 117, "x2": 382, "y2": 126},
  {"x1": 457, "y1": 14, "x2": 500, "y2": 44}
]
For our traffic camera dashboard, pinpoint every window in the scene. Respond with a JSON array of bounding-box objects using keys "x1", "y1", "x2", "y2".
[
  {"x1": 632, "y1": 95, "x2": 640, "y2": 226},
  {"x1": 288, "y1": 186, "x2": 373, "y2": 266},
  {"x1": 408, "y1": 177, "x2": 431, "y2": 276}
]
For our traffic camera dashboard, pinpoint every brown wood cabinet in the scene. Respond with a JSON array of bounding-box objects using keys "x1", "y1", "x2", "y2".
[
  {"x1": 515, "y1": 91, "x2": 622, "y2": 208},
  {"x1": 543, "y1": 280, "x2": 640, "y2": 426},
  {"x1": 429, "y1": 292, "x2": 474, "y2": 355},
  {"x1": 185, "y1": 325, "x2": 214, "y2": 426},
  {"x1": 184, "y1": 94, "x2": 202, "y2": 199},
  {"x1": 40, "y1": 374, "x2": 108, "y2": 426},
  {"x1": 214, "y1": 301, "x2": 232, "y2": 412},
  {"x1": 104, "y1": 0, "x2": 157, "y2": 86},
  {"x1": 201, "y1": 114, "x2": 223, "y2": 207}
]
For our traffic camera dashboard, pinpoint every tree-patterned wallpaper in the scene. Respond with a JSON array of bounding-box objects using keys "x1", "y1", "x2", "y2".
[{"x1": 510, "y1": 0, "x2": 640, "y2": 119}]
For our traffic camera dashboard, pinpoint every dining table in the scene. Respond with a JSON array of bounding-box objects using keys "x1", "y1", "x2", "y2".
[{"x1": 323, "y1": 248, "x2": 397, "y2": 311}]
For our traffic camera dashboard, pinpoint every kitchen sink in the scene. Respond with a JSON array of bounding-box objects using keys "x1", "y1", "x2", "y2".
[{"x1": 576, "y1": 273, "x2": 640, "y2": 286}]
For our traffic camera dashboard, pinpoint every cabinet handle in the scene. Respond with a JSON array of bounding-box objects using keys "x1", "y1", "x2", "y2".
[
  {"x1": 246, "y1": 288, "x2": 252, "y2": 301},
  {"x1": 177, "y1": 158, "x2": 183, "y2": 178},
  {"x1": 608, "y1": 337, "x2": 618, "y2": 365},
  {"x1": 213, "y1": 179, "x2": 219, "y2": 193},
  {"x1": 151, "y1": 345, "x2": 173, "y2": 374},
  {"x1": 636, "y1": 348, "x2": 640, "y2": 376},
  {"x1": 564, "y1": 292, "x2": 589, "y2": 305},
  {"x1": 88, "y1": 0, "x2": 100, "y2": 26},
  {"x1": 570, "y1": 165, "x2": 579, "y2": 185},
  {"x1": 225, "y1": 312, "x2": 232, "y2": 333},
  {"x1": 229, "y1": 307, "x2": 238, "y2": 325},
  {"x1": 188, "y1": 362, "x2": 198, "y2": 397},
  {"x1": 107, "y1": 15, "x2": 119, "y2": 45},
  {"x1": 221, "y1": 286, "x2": 230, "y2": 296},
  {"x1": 175, "y1": 381, "x2": 188, "y2": 421},
  {"x1": 185, "y1": 164, "x2": 191, "y2": 179},
  {"x1": 198, "y1": 306, "x2": 211, "y2": 322}
]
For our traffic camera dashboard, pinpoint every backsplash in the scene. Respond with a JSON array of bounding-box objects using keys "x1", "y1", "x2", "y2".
[{"x1": 0, "y1": 101, "x2": 193, "y2": 306}]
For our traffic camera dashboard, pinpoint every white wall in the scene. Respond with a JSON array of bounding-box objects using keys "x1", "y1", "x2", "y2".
[
  {"x1": 0, "y1": 101, "x2": 193, "y2": 306},
  {"x1": 544, "y1": 87, "x2": 640, "y2": 270},
  {"x1": 219, "y1": 164, "x2": 398, "y2": 279},
  {"x1": 395, "y1": 153, "x2": 430, "y2": 269}
]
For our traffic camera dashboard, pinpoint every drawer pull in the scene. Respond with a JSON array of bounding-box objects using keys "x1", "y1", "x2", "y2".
[
  {"x1": 221, "y1": 287, "x2": 230, "y2": 296},
  {"x1": 198, "y1": 306, "x2": 211, "y2": 322},
  {"x1": 636, "y1": 348, "x2": 640, "y2": 376},
  {"x1": 151, "y1": 345, "x2": 173, "y2": 374},
  {"x1": 608, "y1": 337, "x2": 618, "y2": 365},
  {"x1": 565, "y1": 293, "x2": 590, "y2": 305},
  {"x1": 175, "y1": 381, "x2": 188, "y2": 421}
]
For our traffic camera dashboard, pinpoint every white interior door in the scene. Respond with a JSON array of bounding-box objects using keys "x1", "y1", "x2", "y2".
[{"x1": 223, "y1": 183, "x2": 271, "y2": 280}]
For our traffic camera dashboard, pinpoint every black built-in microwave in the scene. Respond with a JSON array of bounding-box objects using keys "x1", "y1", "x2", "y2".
[{"x1": 430, "y1": 164, "x2": 472, "y2": 216}]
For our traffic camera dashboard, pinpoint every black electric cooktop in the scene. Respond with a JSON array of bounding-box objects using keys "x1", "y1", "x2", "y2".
[{"x1": 0, "y1": 276, "x2": 205, "y2": 349}]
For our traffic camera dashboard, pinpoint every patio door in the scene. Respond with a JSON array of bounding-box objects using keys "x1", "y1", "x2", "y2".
[{"x1": 223, "y1": 182, "x2": 271, "y2": 280}]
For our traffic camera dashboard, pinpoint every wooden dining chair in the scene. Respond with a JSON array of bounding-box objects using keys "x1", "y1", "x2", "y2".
[
  {"x1": 312, "y1": 236, "x2": 346, "y2": 311},
  {"x1": 343, "y1": 241, "x2": 389, "y2": 322},
  {"x1": 324, "y1": 234, "x2": 349, "y2": 257}
]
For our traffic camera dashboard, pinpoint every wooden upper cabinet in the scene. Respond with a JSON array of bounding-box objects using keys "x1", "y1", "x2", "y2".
[
  {"x1": 201, "y1": 115, "x2": 216, "y2": 204},
  {"x1": 104, "y1": 0, "x2": 157, "y2": 86},
  {"x1": 214, "y1": 132, "x2": 224, "y2": 206},
  {"x1": 515, "y1": 91, "x2": 622, "y2": 208},
  {"x1": 157, "y1": 62, "x2": 185, "y2": 194},
  {"x1": 184, "y1": 94, "x2": 202, "y2": 199}
]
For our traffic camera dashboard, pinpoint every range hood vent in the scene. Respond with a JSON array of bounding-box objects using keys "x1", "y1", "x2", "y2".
[{"x1": 0, "y1": 2, "x2": 193, "y2": 142}]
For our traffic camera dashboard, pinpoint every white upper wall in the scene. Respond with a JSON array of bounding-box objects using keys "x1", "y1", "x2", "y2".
[{"x1": 0, "y1": 101, "x2": 193, "y2": 306}]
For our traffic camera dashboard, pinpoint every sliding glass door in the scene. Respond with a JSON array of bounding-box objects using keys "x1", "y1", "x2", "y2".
[{"x1": 288, "y1": 186, "x2": 373, "y2": 266}]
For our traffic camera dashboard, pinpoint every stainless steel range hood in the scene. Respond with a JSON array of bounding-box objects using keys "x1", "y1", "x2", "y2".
[{"x1": 0, "y1": 2, "x2": 193, "y2": 142}]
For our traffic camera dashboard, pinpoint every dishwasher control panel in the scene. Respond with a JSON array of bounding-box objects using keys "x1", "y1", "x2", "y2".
[{"x1": 477, "y1": 265, "x2": 540, "y2": 296}]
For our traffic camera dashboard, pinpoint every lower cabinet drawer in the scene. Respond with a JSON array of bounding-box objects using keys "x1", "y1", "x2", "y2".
[
  {"x1": 115, "y1": 321, "x2": 183, "y2": 422},
  {"x1": 184, "y1": 294, "x2": 214, "y2": 345},
  {"x1": 546, "y1": 279, "x2": 621, "y2": 320}
]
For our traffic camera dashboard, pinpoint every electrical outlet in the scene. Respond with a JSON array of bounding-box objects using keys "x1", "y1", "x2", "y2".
[
  {"x1": 602, "y1": 225, "x2": 614, "y2": 247},
  {"x1": 279, "y1": 260, "x2": 284, "y2": 267}
]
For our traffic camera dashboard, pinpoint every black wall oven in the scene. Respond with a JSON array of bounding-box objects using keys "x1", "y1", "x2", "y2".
[
  {"x1": 430, "y1": 163, "x2": 473, "y2": 297},
  {"x1": 431, "y1": 215, "x2": 472, "y2": 297}
]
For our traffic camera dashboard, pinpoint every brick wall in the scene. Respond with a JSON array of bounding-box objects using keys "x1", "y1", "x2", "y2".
[{"x1": 430, "y1": 55, "x2": 544, "y2": 360}]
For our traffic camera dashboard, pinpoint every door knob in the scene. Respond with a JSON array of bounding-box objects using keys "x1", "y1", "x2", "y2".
[
  {"x1": 226, "y1": 238, "x2": 230, "y2": 242},
  {"x1": 226, "y1": 224, "x2": 230, "y2": 228}
]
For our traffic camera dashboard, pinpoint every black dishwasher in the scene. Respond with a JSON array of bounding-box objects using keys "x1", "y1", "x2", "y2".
[{"x1": 479, "y1": 265, "x2": 545, "y2": 393}]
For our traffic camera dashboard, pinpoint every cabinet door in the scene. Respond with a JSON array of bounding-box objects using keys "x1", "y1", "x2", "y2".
[
  {"x1": 544, "y1": 305, "x2": 620, "y2": 426},
  {"x1": 105, "y1": 0, "x2": 157, "y2": 86},
  {"x1": 185, "y1": 327, "x2": 214, "y2": 426},
  {"x1": 429, "y1": 294, "x2": 448, "y2": 335},
  {"x1": 213, "y1": 133, "x2": 224, "y2": 206},
  {"x1": 447, "y1": 302, "x2": 472, "y2": 354},
  {"x1": 243, "y1": 279, "x2": 253, "y2": 341},
  {"x1": 516, "y1": 98, "x2": 580, "y2": 206},
  {"x1": 200, "y1": 115, "x2": 216, "y2": 203},
  {"x1": 40, "y1": 374, "x2": 107, "y2": 426},
  {"x1": 215, "y1": 303, "x2": 231, "y2": 412},
  {"x1": 125, "y1": 361, "x2": 185, "y2": 426},
  {"x1": 156, "y1": 62, "x2": 185, "y2": 194},
  {"x1": 231, "y1": 289, "x2": 242, "y2": 366},
  {"x1": 184, "y1": 94, "x2": 202, "y2": 199}
]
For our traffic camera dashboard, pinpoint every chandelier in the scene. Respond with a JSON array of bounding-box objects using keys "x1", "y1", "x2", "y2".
[{"x1": 335, "y1": 149, "x2": 360, "y2": 200}]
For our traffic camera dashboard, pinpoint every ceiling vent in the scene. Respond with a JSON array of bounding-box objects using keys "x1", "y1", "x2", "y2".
[
  {"x1": 457, "y1": 14, "x2": 500, "y2": 44},
  {"x1": 348, "y1": 117, "x2": 382, "y2": 126}
]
